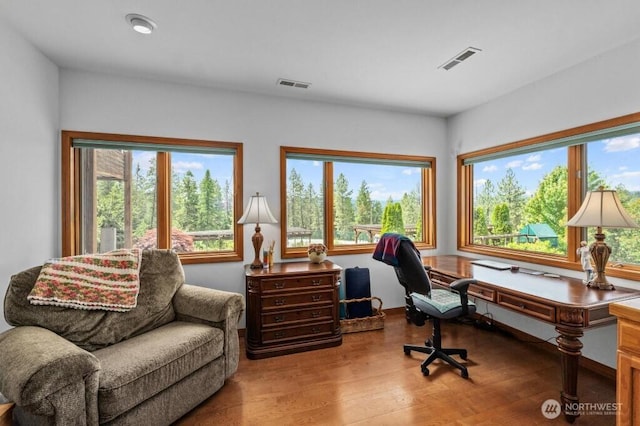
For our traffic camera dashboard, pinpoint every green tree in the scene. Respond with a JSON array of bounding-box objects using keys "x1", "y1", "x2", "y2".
[
  {"x1": 473, "y1": 206, "x2": 489, "y2": 237},
  {"x1": 371, "y1": 200, "x2": 383, "y2": 224},
  {"x1": 333, "y1": 173, "x2": 354, "y2": 240},
  {"x1": 475, "y1": 179, "x2": 496, "y2": 220},
  {"x1": 381, "y1": 202, "x2": 404, "y2": 235},
  {"x1": 174, "y1": 170, "x2": 199, "y2": 231},
  {"x1": 400, "y1": 187, "x2": 421, "y2": 236},
  {"x1": 96, "y1": 180, "x2": 125, "y2": 248},
  {"x1": 497, "y1": 168, "x2": 527, "y2": 230},
  {"x1": 355, "y1": 180, "x2": 373, "y2": 225},
  {"x1": 305, "y1": 182, "x2": 322, "y2": 239},
  {"x1": 524, "y1": 166, "x2": 568, "y2": 239},
  {"x1": 198, "y1": 170, "x2": 223, "y2": 230},
  {"x1": 287, "y1": 168, "x2": 305, "y2": 229},
  {"x1": 491, "y1": 203, "x2": 512, "y2": 235}
]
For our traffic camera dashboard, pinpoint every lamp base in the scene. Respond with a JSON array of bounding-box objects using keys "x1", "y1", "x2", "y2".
[
  {"x1": 587, "y1": 230, "x2": 615, "y2": 290},
  {"x1": 249, "y1": 226, "x2": 264, "y2": 269},
  {"x1": 586, "y1": 280, "x2": 615, "y2": 291}
]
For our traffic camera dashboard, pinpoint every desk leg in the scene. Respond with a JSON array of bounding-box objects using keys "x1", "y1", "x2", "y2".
[{"x1": 555, "y1": 325, "x2": 584, "y2": 424}]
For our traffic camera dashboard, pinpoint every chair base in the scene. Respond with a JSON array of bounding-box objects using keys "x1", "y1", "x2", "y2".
[{"x1": 404, "y1": 320, "x2": 470, "y2": 378}]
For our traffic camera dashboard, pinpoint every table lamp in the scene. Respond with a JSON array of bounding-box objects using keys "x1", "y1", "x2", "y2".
[
  {"x1": 566, "y1": 186, "x2": 639, "y2": 290},
  {"x1": 238, "y1": 192, "x2": 277, "y2": 269}
]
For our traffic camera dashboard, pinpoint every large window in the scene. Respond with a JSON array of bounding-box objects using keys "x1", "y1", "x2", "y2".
[
  {"x1": 458, "y1": 112, "x2": 640, "y2": 278},
  {"x1": 281, "y1": 146, "x2": 435, "y2": 258},
  {"x1": 62, "y1": 131, "x2": 243, "y2": 264}
]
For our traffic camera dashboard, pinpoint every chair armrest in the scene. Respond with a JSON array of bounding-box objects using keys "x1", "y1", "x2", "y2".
[
  {"x1": 450, "y1": 278, "x2": 477, "y2": 316},
  {"x1": 173, "y1": 284, "x2": 245, "y2": 378},
  {"x1": 0, "y1": 326, "x2": 100, "y2": 423}
]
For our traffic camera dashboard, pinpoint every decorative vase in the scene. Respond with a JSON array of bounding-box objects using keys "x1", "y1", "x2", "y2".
[{"x1": 308, "y1": 252, "x2": 327, "y2": 264}]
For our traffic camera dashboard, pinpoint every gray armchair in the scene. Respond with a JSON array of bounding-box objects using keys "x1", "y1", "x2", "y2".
[{"x1": 0, "y1": 249, "x2": 244, "y2": 425}]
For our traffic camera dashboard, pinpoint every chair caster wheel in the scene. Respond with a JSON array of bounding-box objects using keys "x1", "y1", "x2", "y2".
[
  {"x1": 421, "y1": 367, "x2": 430, "y2": 376},
  {"x1": 404, "y1": 348, "x2": 411, "y2": 356},
  {"x1": 460, "y1": 351, "x2": 467, "y2": 360},
  {"x1": 461, "y1": 369, "x2": 469, "y2": 379}
]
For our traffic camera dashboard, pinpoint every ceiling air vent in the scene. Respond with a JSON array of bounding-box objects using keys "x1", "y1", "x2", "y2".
[
  {"x1": 277, "y1": 78, "x2": 311, "y2": 89},
  {"x1": 438, "y1": 47, "x2": 482, "y2": 70}
]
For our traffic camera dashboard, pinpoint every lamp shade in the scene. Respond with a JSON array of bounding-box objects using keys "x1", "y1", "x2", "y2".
[
  {"x1": 238, "y1": 192, "x2": 277, "y2": 225},
  {"x1": 567, "y1": 188, "x2": 639, "y2": 228}
]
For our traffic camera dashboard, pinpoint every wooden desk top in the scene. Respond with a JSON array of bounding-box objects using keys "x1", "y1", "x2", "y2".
[{"x1": 423, "y1": 255, "x2": 640, "y2": 310}]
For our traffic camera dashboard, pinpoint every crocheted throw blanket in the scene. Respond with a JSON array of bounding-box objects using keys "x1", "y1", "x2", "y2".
[{"x1": 28, "y1": 249, "x2": 142, "y2": 312}]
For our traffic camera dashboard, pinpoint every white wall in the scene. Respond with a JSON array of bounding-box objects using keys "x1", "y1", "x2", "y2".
[
  {"x1": 58, "y1": 69, "x2": 448, "y2": 328},
  {"x1": 447, "y1": 37, "x2": 640, "y2": 367},
  {"x1": 0, "y1": 21, "x2": 59, "y2": 332}
]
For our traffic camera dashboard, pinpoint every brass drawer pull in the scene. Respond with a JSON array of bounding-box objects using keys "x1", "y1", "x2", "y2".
[
  {"x1": 274, "y1": 315, "x2": 285, "y2": 323},
  {"x1": 311, "y1": 311, "x2": 320, "y2": 318},
  {"x1": 312, "y1": 327, "x2": 321, "y2": 333},
  {"x1": 311, "y1": 279, "x2": 322, "y2": 286},
  {"x1": 312, "y1": 295, "x2": 322, "y2": 302},
  {"x1": 274, "y1": 282, "x2": 285, "y2": 289},
  {"x1": 275, "y1": 331, "x2": 286, "y2": 339},
  {"x1": 274, "y1": 298, "x2": 286, "y2": 306}
]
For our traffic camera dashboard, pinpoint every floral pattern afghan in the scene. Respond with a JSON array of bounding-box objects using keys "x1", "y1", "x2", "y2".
[{"x1": 28, "y1": 249, "x2": 142, "y2": 312}]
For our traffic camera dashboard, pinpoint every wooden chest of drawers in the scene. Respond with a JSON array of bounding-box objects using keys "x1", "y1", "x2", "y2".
[{"x1": 244, "y1": 261, "x2": 342, "y2": 359}]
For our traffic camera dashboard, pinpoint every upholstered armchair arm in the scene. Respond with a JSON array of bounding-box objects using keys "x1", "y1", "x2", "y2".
[
  {"x1": 173, "y1": 284, "x2": 245, "y2": 378},
  {"x1": 0, "y1": 326, "x2": 101, "y2": 426},
  {"x1": 450, "y1": 278, "x2": 477, "y2": 316}
]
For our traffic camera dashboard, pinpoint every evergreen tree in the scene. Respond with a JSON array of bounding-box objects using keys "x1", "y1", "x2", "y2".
[
  {"x1": 381, "y1": 201, "x2": 404, "y2": 235},
  {"x1": 355, "y1": 180, "x2": 373, "y2": 225},
  {"x1": 198, "y1": 170, "x2": 223, "y2": 230},
  {"x1": 400, "y1": 187, "x2": 421, "y2": 235},
  {"x1": 473, "y1": 207, "x2": 489, "y2": 237},
  {"x1": 491, "y1": 203, "x2": 512, "y2": 235},
  {"x1": 174, "y1": 171, "x2": 199, "y2": 231},
  {"x1": 333, "y1": 173, "x2": 354, "y2": 240},
  {"x1": 287, "y1": 168, "x2": 305, "y2": 229},
  {"x1": 305, "y1": 182, "x2": 322, "y2": 238},
  {"x1": 371, "y1": 200, "x2": 383, "y2": 224},
  {"x1": 497, "y1": 168, "x2": 527, "y2": 230},
  {"x1": 475, "y1": 179, "x2": 496, "y2": 220}
]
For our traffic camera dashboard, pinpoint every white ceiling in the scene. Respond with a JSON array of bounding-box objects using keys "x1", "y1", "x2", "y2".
[{"x1": 2, "y1": 1, "x2": 640, "y2": 117}]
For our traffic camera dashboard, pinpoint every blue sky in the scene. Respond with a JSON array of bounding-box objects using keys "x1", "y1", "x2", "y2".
[
  {"x1": 474, "y1": 133, "x2": 640, "y2": 195},
  {"x1": 288, "y1": 159, "x2": 422, "y2": 203},
  {"x1": 130, "y1": 132, "x2": 640, "y2": 199},
  {"x1": 133, "y1": 151, "x2": 234, "y2": 186}
]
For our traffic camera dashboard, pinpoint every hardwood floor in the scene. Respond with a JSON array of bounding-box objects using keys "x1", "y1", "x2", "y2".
[{"x1": 175, "y1": 311, "x2": 616, "y2": 425}]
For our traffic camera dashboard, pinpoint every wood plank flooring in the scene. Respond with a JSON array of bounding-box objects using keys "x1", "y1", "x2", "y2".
[{"x1": 175, "y1": 311, "x2": 616, "y2": 425}]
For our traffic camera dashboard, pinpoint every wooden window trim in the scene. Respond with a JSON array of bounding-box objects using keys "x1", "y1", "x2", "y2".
[
  {"x1": 61, "y1": 130, "x2": 244, "y2": 264},
  {"x1": 457, "y1": 112, "x2": 640, "y2": 281},
  {"x1": 280, "y1": 146, "x2": 436, "y2": 259}
]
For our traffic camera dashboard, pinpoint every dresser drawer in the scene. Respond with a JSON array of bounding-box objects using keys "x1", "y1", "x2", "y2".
[
  {"x1": 262, "y1": 306, "x2": 334, "y2": 326},
  {"x1": 262, "y1": 321, "x2": 334, "y2": 344},
  {"x1": 498, "y1": 293, "x2": 556, "y2": 322},
  {"x1": 261, "y1": 275, "x2": 333, "y2": 292},
  {"x1": 262, "y1": 289, "x2": 334, "y2": 310},
  {"x1": 469, "y1": 283, "x2": 495, "y2": 302}
]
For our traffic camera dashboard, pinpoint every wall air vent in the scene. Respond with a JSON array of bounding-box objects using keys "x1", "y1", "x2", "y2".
[
  {"x1": 277, "y1": 78, "x2": 311, "y2": 89},
  {"x1": 438, "y1": 47, "x2": 482, "y2": 70}
]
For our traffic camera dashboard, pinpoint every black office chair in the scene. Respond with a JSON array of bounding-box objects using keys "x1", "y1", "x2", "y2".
[{"x1": 373, "y1": 233, "x2": 476, "y2": 378}]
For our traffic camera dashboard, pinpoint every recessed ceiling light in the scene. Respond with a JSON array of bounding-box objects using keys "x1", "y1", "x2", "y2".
[{"x1": 126, "y1": 13, "x2": 157, "y2": 35}]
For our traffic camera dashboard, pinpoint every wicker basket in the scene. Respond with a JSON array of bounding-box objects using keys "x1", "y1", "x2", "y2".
[{"x1": 339, "y1": 296, "x2": 385, "y2": 333}]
